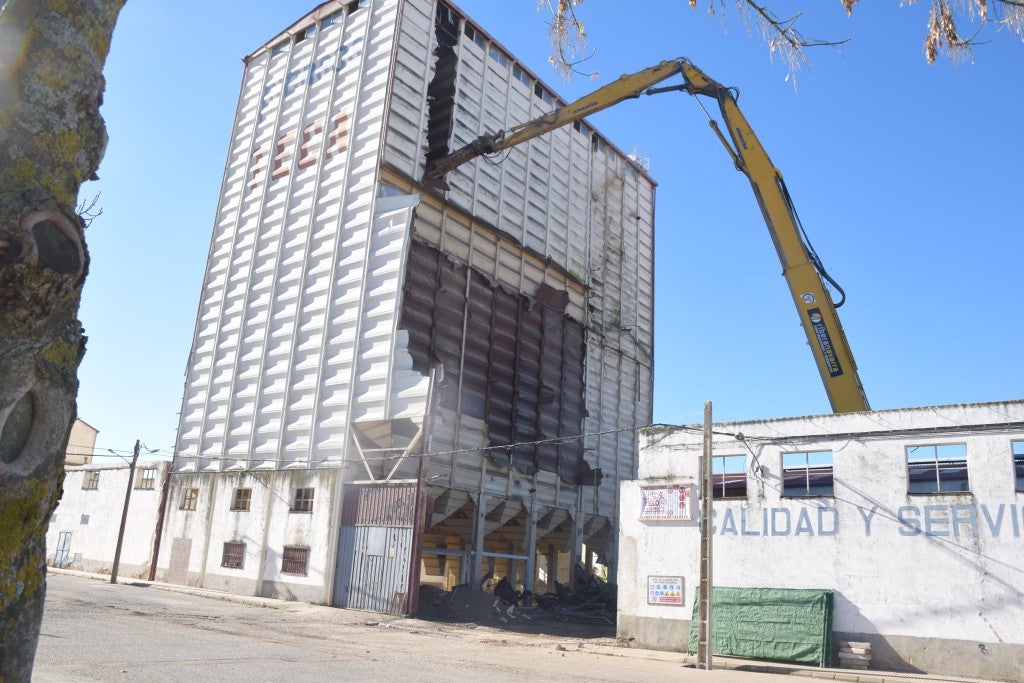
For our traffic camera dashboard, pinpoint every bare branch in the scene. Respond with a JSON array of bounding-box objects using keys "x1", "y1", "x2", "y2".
[
  {"x1": 542, "y1": 0, "x2": 1023, "y2": 76},
  {"x1": 539, "y1": 0, "x2": 598, "y2": 80},
  {"x1": 76, "y1": 192, "x2": 103, "y2": 228},
  {"x1": 740, "y1": 1, "x2": 849, "y2": 75}
]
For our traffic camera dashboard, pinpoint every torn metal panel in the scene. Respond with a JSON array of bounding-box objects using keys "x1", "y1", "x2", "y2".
[
  {"x1": 400, "y1": 239, "x2": 599, "y2": 486},
  {"x1": 423, "y1": 2, "x2": 460, "y2": 170}
]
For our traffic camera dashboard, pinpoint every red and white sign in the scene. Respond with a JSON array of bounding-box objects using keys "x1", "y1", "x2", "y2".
[{"x1": 639, "y1": 483, "x2": 694, "y2": 521}]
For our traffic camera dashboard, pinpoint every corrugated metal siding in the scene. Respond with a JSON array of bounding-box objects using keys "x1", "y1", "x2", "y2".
[
  {"x1": 340, "y1": 484, "x2": 416, "y2": 526},
  {"x1": 335, "y1": 484, "x2": 415, "y2": 610},
  {"x1": 170, "y1": 0, "x2": 655, "y2": 603},
  {"x1": 332, "y1": 523, "x2": 356, "y2": 606},
  {"x1": 385, "y1": 0, "x2": 655, "y2": 509},
  {"x1": 175, "y1": 2, "x2": 428, "y2": 468},
  {"x1": 344, "y1": 525, "x2": 413, "y2": 612}
]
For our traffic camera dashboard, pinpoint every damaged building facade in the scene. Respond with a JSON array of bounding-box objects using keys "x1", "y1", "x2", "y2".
[
  {"x1": 618, "y1": 401, "x2": 1024, "y2": 681},
  {"x1": 156, "y1": 0, "x2": 654, "y2": 610}
]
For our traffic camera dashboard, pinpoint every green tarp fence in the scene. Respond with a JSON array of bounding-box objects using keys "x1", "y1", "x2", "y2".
[{"x1": 687, "y1": 587, "x2": 834, "y2": 666}]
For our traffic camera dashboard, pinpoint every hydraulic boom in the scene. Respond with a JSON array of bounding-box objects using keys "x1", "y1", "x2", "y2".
[{"x1": 423, "y1": 58, "x2": 869, "y2": 414}]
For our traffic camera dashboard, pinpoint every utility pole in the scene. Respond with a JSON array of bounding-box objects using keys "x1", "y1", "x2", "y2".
[
  {"x1": 148, "y1": 461, "x2": 172, "y2": 581},
  {"x1": 406, "y1": 364, "x2": 444, "y2": 615},
  {"x1": 110, "y1": 439, "x2": 140, "y2": 584},
  {"x1": 696, "y1": 401, "x2": 714, "y2": 670}
]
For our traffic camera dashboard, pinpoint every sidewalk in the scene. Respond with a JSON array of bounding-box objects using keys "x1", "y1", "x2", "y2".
[{"x1": 46, "y1": 568, "x2": 1000, "y2": 683}]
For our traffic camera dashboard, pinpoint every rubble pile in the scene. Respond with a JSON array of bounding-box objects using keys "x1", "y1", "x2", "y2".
[{"x1": 417, "y1": 564, "x2": 616, "y2": 631}]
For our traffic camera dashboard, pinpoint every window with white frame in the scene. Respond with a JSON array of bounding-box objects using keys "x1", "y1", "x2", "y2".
[
  {"x1": 291, "y1": 487, "x2": 315, "y2": 513},
  {"x1": 135, "y1": 467, "x2": 157, "y2": 490},
  {"x1": 711, "y1": 455, "x2": 746, "y2": 500},
  {"x1": 488, "y1": 45, "x2": 509, "y2": 68},
  {"x1": 1013, "y1": 440, "x2": 1024, "y2": 492},
  {"x1": 781, "y1": 450, "x2": 834, "y2": 497},
  {"x1": 907, "y1": 443, "x2": 968, "y2": 494},
  {"x1": 181, "y1": 488, "x2": 199, "y2": 511},
  {"x1": 82, "y1": 470, "x2": 100, "y2": 490},
  {"x1": 231, "y1": 488, "x2": 252, "y2": 511},
  {"x1": 463, "y1": 23, "x2": 485, "y2": 49},
  {"x1": 321, "y1": 9, "x2": 343, "y2": 27}
]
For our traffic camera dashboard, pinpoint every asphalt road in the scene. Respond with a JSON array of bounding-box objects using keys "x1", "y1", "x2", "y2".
[{"x1": 34, "y1": 572, "x2": 799, "y2": 682}]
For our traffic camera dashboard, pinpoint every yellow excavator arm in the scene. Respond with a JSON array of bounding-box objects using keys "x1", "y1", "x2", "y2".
[{"x1": 423, "y1": 58, "x2": 869, "y2": 414}]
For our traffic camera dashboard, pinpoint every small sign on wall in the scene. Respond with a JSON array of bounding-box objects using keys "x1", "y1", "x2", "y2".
[
  {"x1": 647, "y1": 575, "x2": 685, "y2": 605},
  {"x1": 639, "y1": 483, "x2": 694, "y2": 521}
]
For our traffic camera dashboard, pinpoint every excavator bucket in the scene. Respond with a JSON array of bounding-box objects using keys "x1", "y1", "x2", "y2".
[{"x1": 421, "y1": 170, "x2": 451, "y2": 191}]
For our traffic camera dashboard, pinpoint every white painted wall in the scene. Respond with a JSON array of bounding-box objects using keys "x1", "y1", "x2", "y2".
[
  {"x1": 46, "y1": 461, "x2": 168, "y2": 578},
  {"x1": 618, "y1": 400, "x2": 1024, "y2": 678},
  {"x1": 155, "y1": 468, "x2": 339, "y2": 603}
]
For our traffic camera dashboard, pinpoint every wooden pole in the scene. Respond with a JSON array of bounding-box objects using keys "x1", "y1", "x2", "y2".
[
  {"x1": 406, "y1": 364, "x2": 443, "y2": 614},
  {"x1": 697, "y1": 402, "x2": 714, "y2": 670},
  {"x1": 110, "y1": 439, "x2": 140, "y2": 584},
  {"x1": 147, "y1": 463, "x2": 171, "y2": 581}
]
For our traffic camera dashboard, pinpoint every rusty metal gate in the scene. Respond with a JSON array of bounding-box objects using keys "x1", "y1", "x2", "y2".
[{"x1": 333, "y1": 485, "x2": 415, "y2": 613}]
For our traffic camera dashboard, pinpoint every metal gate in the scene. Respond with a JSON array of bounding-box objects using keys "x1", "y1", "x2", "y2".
[
  {"x1": 333, "y1": 485, "x2": 415, "y2": 613},
  {"x1": 54, "y1": 531, "x2": 72, "y2": 568}
]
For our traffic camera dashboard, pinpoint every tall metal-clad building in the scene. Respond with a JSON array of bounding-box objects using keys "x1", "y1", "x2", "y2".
[{"x1": 158, "y1": 0, "x2": 655, "y2": 611}]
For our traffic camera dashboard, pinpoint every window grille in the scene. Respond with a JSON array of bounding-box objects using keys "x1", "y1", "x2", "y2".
[
  {"x1": 282, "y1": 546, "x2": 310, "y2": 575},
  {"x1": 222, "y1": 542, "x2": 245, "y2": 569}
]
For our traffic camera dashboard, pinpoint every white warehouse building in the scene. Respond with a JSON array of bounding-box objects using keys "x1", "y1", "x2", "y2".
[
  {"x1": 47, "y1": 461, "x2": 170, "y2": 578},
  {"x1": 617, "y1": 400, "x2": 1024, "y2": 681},
  {"x1": 156, "y1": 0, "x2": 654, "y2": 610}
]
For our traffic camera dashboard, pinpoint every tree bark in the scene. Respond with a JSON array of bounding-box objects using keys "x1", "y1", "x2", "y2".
[{"x1": 0, "y1": 1, "x2": 123, "y2": 678}]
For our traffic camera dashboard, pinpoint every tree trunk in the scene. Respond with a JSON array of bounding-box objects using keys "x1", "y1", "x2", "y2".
[{"x1": 0, "y1": 1, "x2": 123, "y2": 678}]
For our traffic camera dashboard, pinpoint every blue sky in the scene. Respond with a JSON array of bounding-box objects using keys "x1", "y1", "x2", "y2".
[{"x1": 77, "y1": 1, "x2": 1024, "y2": 457}]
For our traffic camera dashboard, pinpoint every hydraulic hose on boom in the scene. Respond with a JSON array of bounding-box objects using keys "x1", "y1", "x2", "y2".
[{"x1": 423, "y1": 58, "x2": 869, "y2": 414}]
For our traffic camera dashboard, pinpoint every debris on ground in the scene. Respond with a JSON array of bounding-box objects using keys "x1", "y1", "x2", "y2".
[{"x1": 416, "y1": 564, "x2": 616, "y2": 637}]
